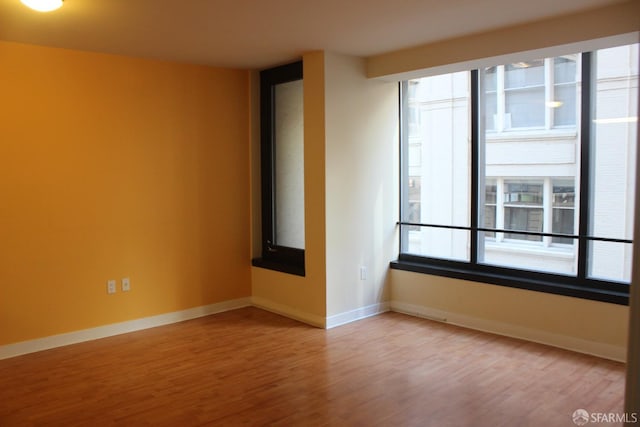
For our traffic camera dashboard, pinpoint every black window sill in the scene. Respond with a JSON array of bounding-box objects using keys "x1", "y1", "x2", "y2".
[
  {"x1": 252, "y1": 258, "x2": 305, "y2": 277},
  {"x1": 390, "y1": 258, "x2": 629, "y2": 306}
]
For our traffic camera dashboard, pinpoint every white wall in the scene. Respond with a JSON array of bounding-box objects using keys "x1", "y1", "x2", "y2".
[{"x1": 324, "y1": 52, "x2": 398, "y2": 324}]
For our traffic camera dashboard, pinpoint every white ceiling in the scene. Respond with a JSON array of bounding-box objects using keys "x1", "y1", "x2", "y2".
[{"x1": 0, "y1": 0, "x2": 627, "y2": 69}]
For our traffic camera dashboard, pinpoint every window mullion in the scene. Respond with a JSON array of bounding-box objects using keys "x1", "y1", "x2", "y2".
[
  {"x1": 471, "y1": 69, "x2": 480, "y2": 265},
  {"x1": 543, "y1": 178, "x2": 552, "y2": 247},
  {"x1": 577, "y1": 51, "x2": 593, "y2": 281},
  {"x1": 496, "y1": 179, "x2": 505, "y2": 242}
]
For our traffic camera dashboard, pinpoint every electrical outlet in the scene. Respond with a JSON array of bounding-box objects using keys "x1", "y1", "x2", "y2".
[
  {"x1": 359, "y1": 266, "x2": 367, "y2": 281},
  {"x1": 122, "y1": 277, "x2": 130, "y2": 292},
  {"x1": 107, "y1": 279, "x2": 117, "y2": 294}
]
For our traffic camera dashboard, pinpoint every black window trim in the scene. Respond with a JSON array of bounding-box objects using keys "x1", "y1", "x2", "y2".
[
  {"x1": 392, "y1": 51, "x2": 633, "y2": 306},
  {"x1": 252, "y1": 61, "x2": 305, "y2": 277}
]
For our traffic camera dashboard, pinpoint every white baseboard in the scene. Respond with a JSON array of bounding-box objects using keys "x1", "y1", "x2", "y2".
[
  {"x1": 251, "y1": 296, "x2": 326, "y2": 328},
  {"x1": 5, "y1": 298, "x2": 620, "y2": 362},
  {"x1": 326, "y1": 302, "x2": 390, "y2": 329},
  {"x1": 0, "y1": 297, "x2": 252, "y2": 361},
  {"x1": 390, "y1": 301, "x2": 626, "y2": 362}
]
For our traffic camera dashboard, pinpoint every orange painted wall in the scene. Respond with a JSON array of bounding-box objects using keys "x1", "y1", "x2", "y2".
[{"x1": 0, "y1": 41, "x2": 251, "y2": 345}]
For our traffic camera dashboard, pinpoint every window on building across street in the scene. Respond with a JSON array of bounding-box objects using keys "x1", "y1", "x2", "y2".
[{"x1": 395, "y1": 42, "x2": 638, "y2": 304}]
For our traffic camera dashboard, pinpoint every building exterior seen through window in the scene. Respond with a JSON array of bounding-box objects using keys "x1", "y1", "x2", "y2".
[{"x1": 401, "y1": 43, "x2": 638, "y2": 288}]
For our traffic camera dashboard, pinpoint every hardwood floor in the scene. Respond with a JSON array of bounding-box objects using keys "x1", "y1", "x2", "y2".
[{"x1": 0, "y1": 307, "x2": 626, "y2": 426}]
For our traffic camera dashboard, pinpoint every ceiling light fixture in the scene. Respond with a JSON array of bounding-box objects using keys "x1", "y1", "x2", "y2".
[{"x1": 20, "y1": 0, "x2": 63, "y2": 12}]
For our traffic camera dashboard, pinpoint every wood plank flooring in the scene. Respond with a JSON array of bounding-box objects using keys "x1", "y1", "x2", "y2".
[{"x1": 0, "y1": 307, "x2": 626, "y2": 426}]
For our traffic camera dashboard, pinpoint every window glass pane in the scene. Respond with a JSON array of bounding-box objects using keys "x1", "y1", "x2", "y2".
[
  {"x1": 407, "y1": 177, "x2": 421, "y2": 223},
  {"x1": 407, "y1": 80, "x2": 421, "y2": 135},
  {"x1": 484, "y1": 67, "x2": 497, "y2": 131},
  {"x1": 552, "y1": 179, "x2": 575, "y2": 244},
  {"x1": 483, "y1": 180, "x2": 497, "y2": 238},
  {"x1": 485, "y1": 92, "x2": 497, "y2": 131},
  {"x1": 552, "y1": 209, "x2": 574, "y2": 244},
  {"x1": 554, "y1": 56, "x2": 577, "y2": 83},
  {"x1": 504, "y1": 207, "x2": 543, "y2": 241},
  {"x1": 553, "y1": 84, "x2": 577, "y2": 126},
  {"x1": 274, "y1": 79, "x2": 304, "y2": 249},
  {"x1": 505, "y1": 60, "x2": 545, "y2": 88},
  {"x1": 503, "y1": 181, "x2": 543, "y2": 241},
  {"x1": 505, "y1": 88, "x2": 545, "y2": 128},
  {"x1": 504, "y1": 181, "x2": 543, "y2": 204},
  {"x1": 505, "y1": 60, "x2": 545, "y2": 128},
  {"x1": 589, "y1": 43, "x2": 638, "y2": 282},
  {"x1": 401, "y1": 72, "x2": 470, "y2": 260},
  {"x1": 552, "y1": 56, "x2": 578, "y2": 127},
  {"x1": 485, "y1": 66, "x2": 497, "y2": 91},
  {"x1": 589, "y1": 241, "x2": 633, "y2": 282},
  {"x1": 401, "y1": 227, "x2": 470, "y2": 261},
  {"x1": 479, "y1": 55, "x2": 580, "y2": 276}
]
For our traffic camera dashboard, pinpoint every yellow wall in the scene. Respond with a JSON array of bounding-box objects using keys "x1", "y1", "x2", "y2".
[
  {"x1": 0, "y1": 41, "x2": 251, "y2": 345},
  {"x1": 251, "y1": 52, "x2": 327, "y2": 325},
  {"x1": 391, "y1": 271, "x2": 629, "y2": 360}
]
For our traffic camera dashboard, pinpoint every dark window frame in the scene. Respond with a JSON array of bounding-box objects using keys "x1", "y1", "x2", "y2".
[
  {"x1": 393, "y1": 51, "x2": 633, "y2": 305},
  {"x1": 252, "y1": 61, "x2": 305, "y2": 277}
]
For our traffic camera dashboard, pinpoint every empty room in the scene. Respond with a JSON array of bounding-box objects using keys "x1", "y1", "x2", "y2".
[{"x1": 1, "y1": 0, "x2": 639, "y2": 425}]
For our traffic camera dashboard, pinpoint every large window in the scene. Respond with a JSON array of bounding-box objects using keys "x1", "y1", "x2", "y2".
[
  {"x1": 395, "y1": 43, "x2": 638, "y2": 304},
  {"x1": 252, "y1": 61, "x2": 305, "y2": 276}
]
